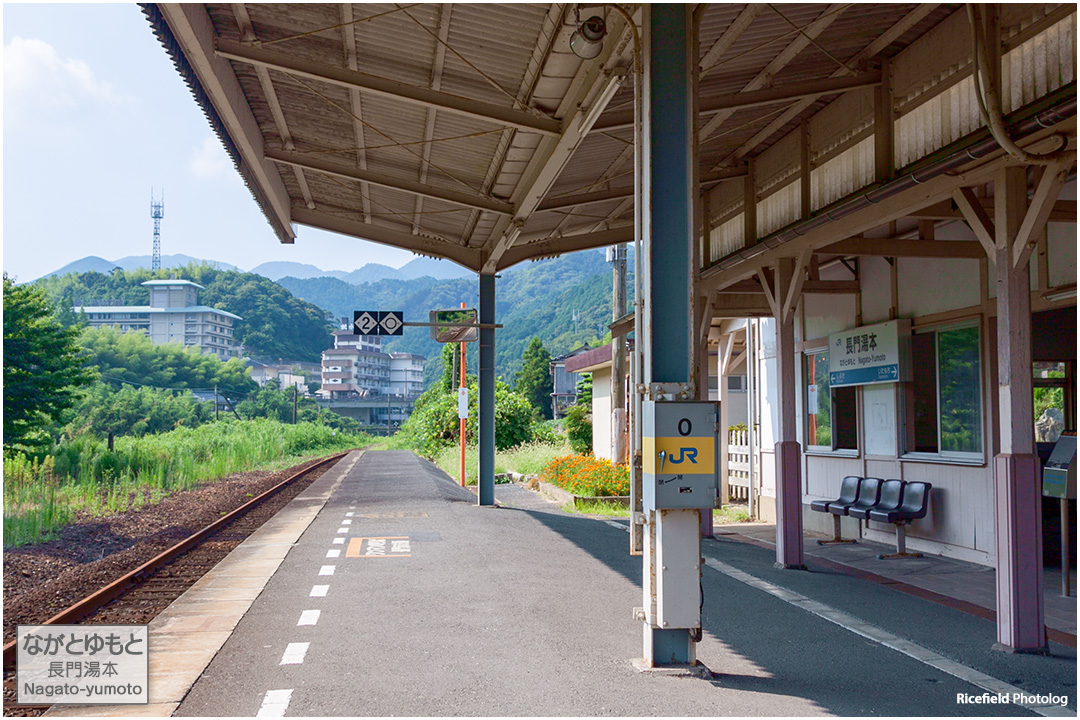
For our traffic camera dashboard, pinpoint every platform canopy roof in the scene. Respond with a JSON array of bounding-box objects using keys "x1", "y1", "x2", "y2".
[{"x1": 144, "y1": 4, "x2": 1074, "y2": 277}]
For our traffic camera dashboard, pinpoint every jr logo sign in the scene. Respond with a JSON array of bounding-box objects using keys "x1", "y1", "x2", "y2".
[{"x1": 670, "y1": 448, "x2": 698, "y2": 464}]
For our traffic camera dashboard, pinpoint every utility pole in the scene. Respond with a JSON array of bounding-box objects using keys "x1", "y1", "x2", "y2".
[
  {"x1": 293, "y1": 385, "x2": 298, "y2": 424},
  {"x1": 214, "y1": 385, "x2": 219, "y2": 421}
]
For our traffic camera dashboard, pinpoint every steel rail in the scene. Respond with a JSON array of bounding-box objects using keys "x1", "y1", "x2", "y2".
[{"x1": 2, "y1": 451, "x2": 350, "y2": 671}]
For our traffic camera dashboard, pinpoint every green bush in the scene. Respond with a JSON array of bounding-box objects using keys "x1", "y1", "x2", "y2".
[
  {"x1": 399, "y1": 377, "x2": 541, "y2": 458},
  {"x1": 564, "y1": 404, "x2": 592, "y2": 454}
]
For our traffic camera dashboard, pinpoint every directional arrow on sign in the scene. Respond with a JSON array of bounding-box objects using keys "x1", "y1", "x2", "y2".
[{"x1": 354, "y1": 311, "x2": 379, "y2": 335}]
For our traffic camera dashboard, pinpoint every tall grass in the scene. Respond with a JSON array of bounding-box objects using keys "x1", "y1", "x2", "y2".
[
  {"x1": 429, "y1": 441, "x2": 569, "y2": 485},
  {"x1": 4, "y1": 420, "x2": 370, "y2": 547}
]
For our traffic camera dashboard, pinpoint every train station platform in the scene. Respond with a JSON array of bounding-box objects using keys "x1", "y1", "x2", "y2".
[
  {"x1": 49, "y1": 451, "x2": 1076, "y2": 717},
  {"x1": 717, "y1": 522, "x2": 1077, "y2": 640}
]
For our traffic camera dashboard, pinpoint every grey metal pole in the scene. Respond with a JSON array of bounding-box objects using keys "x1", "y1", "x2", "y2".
[
  {"x1": 478, "y1": 273, "x2": 496, "y2": 506},
  {"x1": 612, "y1": 244, "x2": 627, "y2": 464},
  {"x1": 641, "y1": 3, "x2": 696, "y2": 667}
]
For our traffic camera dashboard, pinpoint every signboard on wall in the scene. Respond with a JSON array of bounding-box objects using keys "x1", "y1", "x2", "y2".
[{"x1": 828, "y1": 319, "x2": 912, "y2": 387}]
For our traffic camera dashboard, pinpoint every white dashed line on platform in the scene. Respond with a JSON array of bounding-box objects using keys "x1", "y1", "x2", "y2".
[
  {"x1": 337, "y1": 527, "x2": 348, "y2": 534},
  {"x1": 319, "y1": 565, "x2": 336, "y2": 576},
  {"x1": 279, "y1": 642, "x2": 309, "y2": 665},
  {"x1": 332, "y1": 537, "x2": 345, "y2": 545},
  {"x1": 256, "y1": 689, "x2": 293, "y2": 717},
  {"x1": 309, "y1": 585, "x2": 329, "y2": 597},
  {"x1": 326, "y1": 549, "x2": 341, "y2": 558},
  {"x1": 297, "y1": 610, "x2": 320, "y2": 626},
  {"x1": 346, "y1": 512, "x2": 354, "y2": 517},
  {"x1": 342, "y1": 519, "x2": 352, "y2": 524}
]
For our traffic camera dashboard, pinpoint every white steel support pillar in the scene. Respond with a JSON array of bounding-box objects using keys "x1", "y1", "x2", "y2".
[
  {"x1": 640, "y1": 3, "x2": 700, "y2": 668},
  {"x1": 993, "y1": 166, "x2": 1046, "y2": 653}
]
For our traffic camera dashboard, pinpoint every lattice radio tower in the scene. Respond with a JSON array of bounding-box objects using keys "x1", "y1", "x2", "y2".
[{"x1": 150, "y1": 189, "x2": 165, "y2": 272}]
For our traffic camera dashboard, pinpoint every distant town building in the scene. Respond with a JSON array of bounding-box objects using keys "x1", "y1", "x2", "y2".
[
  {"x1": 248, "y1": 359, "x2": 322, "y2": 392},
  {"x1": 75, "y1": 279, "x2": 242, "y2": 359},
  {"x1": 549, "y1": 345, "x2": 592, "y2": 419},
  {"x1": 317, "y1": 331, "x2": 426, "y2": 431},
  {"x1": 390, "y1": 353, "x2": 425, "y2": 399}
]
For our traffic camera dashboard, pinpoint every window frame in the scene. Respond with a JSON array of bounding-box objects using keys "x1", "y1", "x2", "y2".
[
  {"x1": 803, "y1": 348, "x2": 859, "y2": 457},
  {"x1": 901, "y1": 320, "x2": 985, "y2": 465}
]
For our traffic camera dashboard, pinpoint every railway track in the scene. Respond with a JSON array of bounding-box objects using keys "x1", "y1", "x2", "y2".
[{"x1": 2, "y1": 451, "x2": 350, "y2": 715}]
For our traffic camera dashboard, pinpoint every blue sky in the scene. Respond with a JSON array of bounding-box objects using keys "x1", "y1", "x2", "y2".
[{"x1": 3, "y1": 3, "x2": 414, "y2": 282}]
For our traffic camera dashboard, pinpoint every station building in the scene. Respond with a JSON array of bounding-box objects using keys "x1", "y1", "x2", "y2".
[{"x1": 149, "y1": 1, "x2": 1075, "y2": 659}]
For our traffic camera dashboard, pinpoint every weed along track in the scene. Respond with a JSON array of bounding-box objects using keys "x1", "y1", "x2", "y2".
[{"x1": 2, "y1": 452, "x2": 349, "y2": 715}]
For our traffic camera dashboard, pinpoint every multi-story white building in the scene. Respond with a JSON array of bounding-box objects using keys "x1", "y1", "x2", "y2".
[
  {"x1": 390, "y1": 353, "x2": 425, "y2": 399},
  {"x1": 319, "y1": 331, "x2": 392, "y2": 399},
  {"x1": 76, "y1": 279, "x2": 242, "y2": 359}
]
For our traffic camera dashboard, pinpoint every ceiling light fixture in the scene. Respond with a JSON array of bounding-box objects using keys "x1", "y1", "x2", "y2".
[{"x1": 570, "y1": 13, "x2": 607, "y2": 59}]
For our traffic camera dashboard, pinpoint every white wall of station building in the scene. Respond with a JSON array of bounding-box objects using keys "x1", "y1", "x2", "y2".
[{"x1": 742, "y1": 182, "x2": 1077, "y2": 566}]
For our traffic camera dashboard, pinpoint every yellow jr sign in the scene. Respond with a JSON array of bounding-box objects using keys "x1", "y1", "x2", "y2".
[{"x1": 643, "y1": 436, "x2": 715, "y2": 474}]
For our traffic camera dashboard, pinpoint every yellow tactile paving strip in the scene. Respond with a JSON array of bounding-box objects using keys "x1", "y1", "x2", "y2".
[{"x1": 44, "y1": 450, "x2": 363, "y2": 718}]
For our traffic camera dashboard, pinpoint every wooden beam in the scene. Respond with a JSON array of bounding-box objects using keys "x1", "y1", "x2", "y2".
[
  {"x1": 291, "y1": 206, "x2": 481, "y2": 271},
  {"x1": 215, "y1": 38, "x2": 562, "y2": 137},
  {"x1": 699, "y1": 130, "x2": 1071, "y2": 294},
  {"x1": 1013, "y1": 162, "x2": 1070, "y2": 269},
  {"x1": 497, "y1": 225, "x2": 635, "y2": 269},
  {"x1": 265, "y1": 149, "x2": 514, "y2": 216},
  {"x1": 720, "y1": 333, "x2": 736, "y2": 376},
  {"x1": 821, "y1": 237, "x2": 987, "y2": 258},
  {"x1": 782, "y1": 247, "x2": 811, "y2": 323},
  {"x1": 802, "y1": 280, "x2": 862, "y2": 294},
  {"x1": 536, "y1": 187, "x2": 633, "y2": 212},
  {"x1": 713, "y1": 294, "x2": 775, "y2": 317},
  {"x1": 744, "y1": 158, "x2": 757, "y2": 246},
  {"x1": 952, "y1": 187, "x2": 997, "y2": 259},
  {"x1": 700, "y1": 5, "x2": 763, "y2": 76},
  {"x1": 714, "y1": 4, "x2": 939, "y2": 166},
  {"x1": 705, "y1": 72, "x2": 881, "y2": 113},
  {"x1": 913, "y1": 198, "x2": 1075, "y2": 223},
  {"x1": 160, "y1": 5, "x2": 295, "y2": 242},
  {"x1": 699, "y1": 4, "x2": 849, "y2": 142},
  {"x1": 874, "y1": 59, "x2": 894, "y2": 182},
  {"x1": 756, "y1": 267, "x2": 779, "y2": 317}
]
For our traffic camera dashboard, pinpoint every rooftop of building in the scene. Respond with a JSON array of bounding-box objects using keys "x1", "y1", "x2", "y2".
[
  {"x1": 141, "y1": 279, "x2": 205, "y2": 289},
  {"x1": 76, "y1": 305, "x2": 242, "y2": 320}
]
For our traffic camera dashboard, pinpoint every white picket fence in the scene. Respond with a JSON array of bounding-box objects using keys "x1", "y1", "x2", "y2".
[{"x1": 727, "y1": 428, "x2": 750, "y2": 501}]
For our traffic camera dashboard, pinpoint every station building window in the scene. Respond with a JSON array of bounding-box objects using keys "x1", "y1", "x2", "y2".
[
  {"x1": 804, "y1": 350, "x2": 857, "y2": 452},
  {"x1": 903, "y1": 323, "x2": 982, "y2": 460}
]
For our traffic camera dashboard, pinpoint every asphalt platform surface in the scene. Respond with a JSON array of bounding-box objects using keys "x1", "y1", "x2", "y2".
[{"x1": 176, "y1": 450, "x2": 1076, "y2": 717}]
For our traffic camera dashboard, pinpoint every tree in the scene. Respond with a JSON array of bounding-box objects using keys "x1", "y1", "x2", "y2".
[
  {"x1": 515, "y1": 336, "x2": 553, "y2": 419},
  {"x1": 575, "y1": 373, "x2": 592, "y2": 406},
  {"x1": 3, "y1": 275, "x2": 95, "y2": 449}
]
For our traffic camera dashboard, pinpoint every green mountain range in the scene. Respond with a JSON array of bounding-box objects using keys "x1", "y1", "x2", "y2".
[
  {"x1": 277, "y1": 249, "x2": 632, "y2": 384},
  {"x1": 31, "y1": 248, "x2": 633, "y2": 389}
]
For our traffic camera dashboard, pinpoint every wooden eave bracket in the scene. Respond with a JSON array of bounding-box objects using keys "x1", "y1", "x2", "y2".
[
  {"x1": 952, "y1": 187, "x2": 997, "y2": 262},
  {"x1": 1012, "y1": 162, "x2": 1071, "y2": 269}
]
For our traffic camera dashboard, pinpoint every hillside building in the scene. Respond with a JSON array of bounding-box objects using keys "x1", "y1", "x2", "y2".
[
  {"x1": 317, "y1": 332, "x2": 425, "y2": 431},
  {"x1": 76, "y1": 279, "x2": 242, "y2": 359},
  {"x1": 549, "y1": 345, "x2": 591, "y2": 419}
]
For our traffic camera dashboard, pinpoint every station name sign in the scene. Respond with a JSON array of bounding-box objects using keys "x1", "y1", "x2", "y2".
[{"x1": 828, "y1": 319, "x2": 912, "y2": 388}]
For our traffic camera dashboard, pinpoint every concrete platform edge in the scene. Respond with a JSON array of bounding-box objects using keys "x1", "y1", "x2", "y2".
[{"x1": 43, "y1": 450, "x2": 363, "y2": 718}]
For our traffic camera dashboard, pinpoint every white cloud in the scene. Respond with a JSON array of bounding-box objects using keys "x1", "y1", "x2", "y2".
[
  {"x1": 189, "y1": 135, "x2": 240, "y2": 183},
  {"x1": 4, "y1": 36, "x2": 123, "y2": 115}
]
